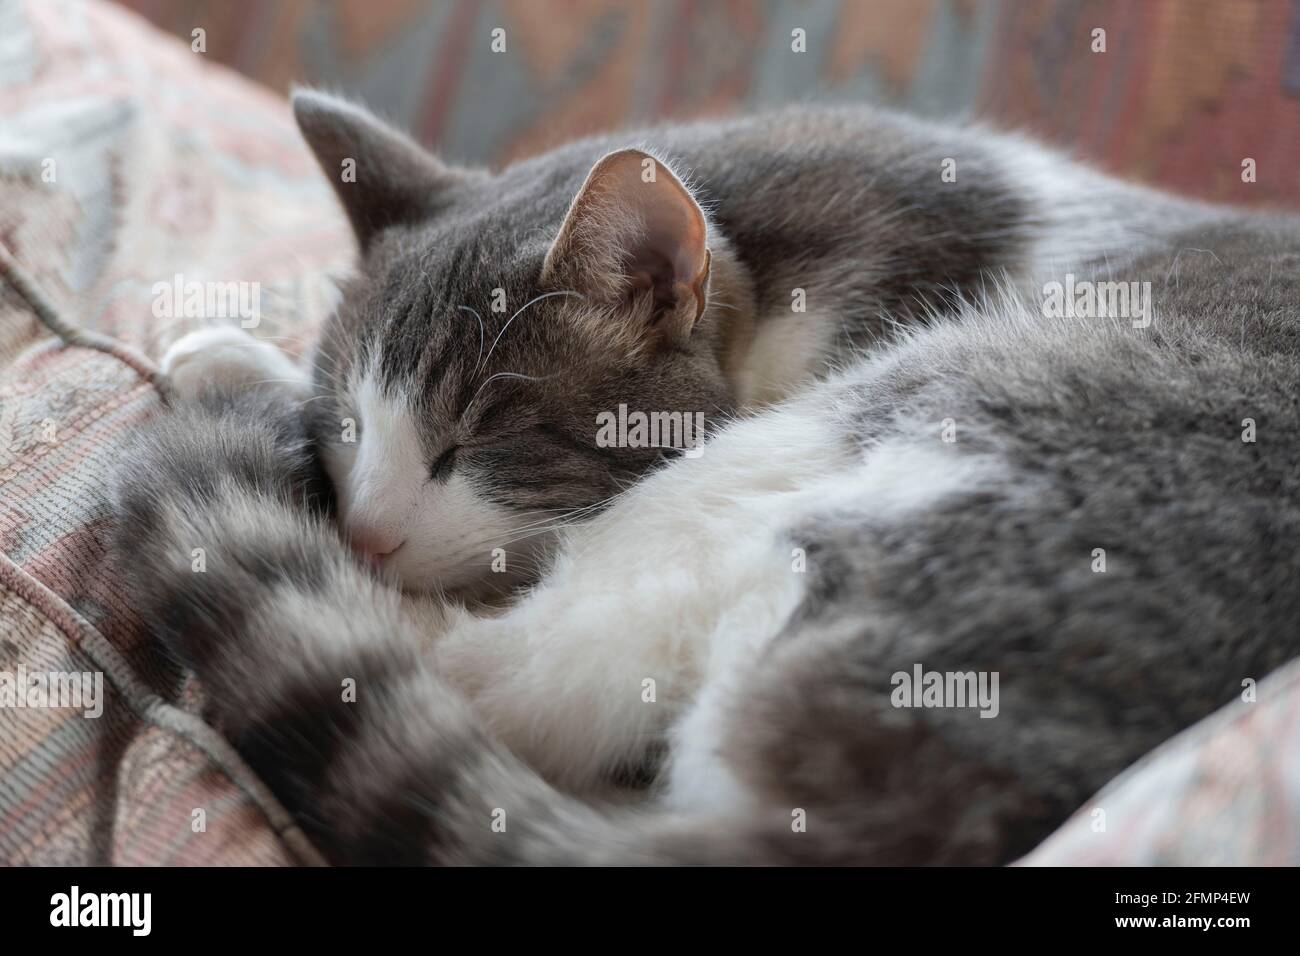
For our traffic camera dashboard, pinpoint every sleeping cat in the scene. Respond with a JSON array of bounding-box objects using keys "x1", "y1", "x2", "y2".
[
  {"x1": 167, "y1": 93, "x2": 1177, "y2": 599},
  {"x1": 110, "y1": 91, "x2": 1300, "y2": 864}
]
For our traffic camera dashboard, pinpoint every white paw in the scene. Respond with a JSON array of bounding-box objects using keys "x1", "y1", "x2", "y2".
[{"x1": 160, "y1": 326, "x2": 311, "y2": 403}]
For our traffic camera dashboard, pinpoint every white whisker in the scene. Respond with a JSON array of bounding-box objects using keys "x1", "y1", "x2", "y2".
[
  {"x1": 469, "y1": 371, "x2": 551, "y2": 406},
  {"x1": 479, "y1": 290, "x2": 583, "y2": 375},
  {"x1": 458, "y1": 305, "x2": 485, "y2": 372}
]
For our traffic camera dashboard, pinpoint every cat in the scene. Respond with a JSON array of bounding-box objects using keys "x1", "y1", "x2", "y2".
[
  {"x1": 173, "y1": 92, "x2": 1179, "y2": 600},
  {"x1": 109, "y1": 91, "x2": 1300, "y2": 864}
]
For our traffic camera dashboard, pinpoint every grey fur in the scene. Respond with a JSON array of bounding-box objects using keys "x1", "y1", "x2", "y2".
[
  {"x1": 108, "y1": 100, "x2": 1300, "y2": 864},
  {"x1": 727, "y1": 218, "x2": 1300, "y2": 862}
]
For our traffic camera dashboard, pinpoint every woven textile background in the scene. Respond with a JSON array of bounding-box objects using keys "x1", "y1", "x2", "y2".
[
  {"x1": 119, "y1": 0, "x2": 1300, "y2": 209},
  {"x1": 0, "y1": 0, "x2": 342, "y2": 864}
]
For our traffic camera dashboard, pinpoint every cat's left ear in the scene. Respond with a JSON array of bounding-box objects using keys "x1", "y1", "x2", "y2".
[
  {"x1": 541, "y1": 149, "x2": 711, "y2": 348},
  {"x1": 293, "y1": 89, "x2": 474, "y2": 252}
]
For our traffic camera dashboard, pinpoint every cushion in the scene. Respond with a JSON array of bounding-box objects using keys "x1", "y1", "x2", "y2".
[{"x1": 0, "y1": 0, "x2": 349, "y2": 865}]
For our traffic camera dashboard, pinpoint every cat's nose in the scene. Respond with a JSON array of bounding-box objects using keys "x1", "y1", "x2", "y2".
[{"x1": 349, "y1": 527, "x2": 406, "y2": 565}]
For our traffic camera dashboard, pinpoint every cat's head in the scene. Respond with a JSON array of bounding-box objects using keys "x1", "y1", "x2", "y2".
[{"x1": 293, "y1": 91, "x2": 747, "y2": 597}]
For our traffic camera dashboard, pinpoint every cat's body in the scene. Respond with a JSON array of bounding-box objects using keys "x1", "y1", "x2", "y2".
[{"x1": 110, "y1": 96, "x2": 1300, "y2": 864}]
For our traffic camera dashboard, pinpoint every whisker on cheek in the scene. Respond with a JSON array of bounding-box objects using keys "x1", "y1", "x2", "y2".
[
  {"x1": 458, "y1": 305, "x2": 485, "y2": 372},
  {"x1": 477, "y1": 290, "x2": 584, "y2": 376}
]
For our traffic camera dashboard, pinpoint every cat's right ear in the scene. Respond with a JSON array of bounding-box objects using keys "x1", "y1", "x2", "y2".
[
  {"x1": 292, "y1": 89, "x2": 468, "y2": 252},
  {"x1": 541, "y1": 149, "x2": 711, "y2": 351}
]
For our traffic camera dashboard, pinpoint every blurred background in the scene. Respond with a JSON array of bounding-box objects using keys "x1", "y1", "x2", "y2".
[{"x1": 117, "y1": 0, "x2": 1300, "y2": 208}]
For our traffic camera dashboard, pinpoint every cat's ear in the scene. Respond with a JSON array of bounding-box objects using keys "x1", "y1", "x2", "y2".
[
  {"x1": 541, "y1": 149, "x2": 711, "y2": 348},
  {"x1": 292, "y1": 89, "x2": 469, "y2": 252}
]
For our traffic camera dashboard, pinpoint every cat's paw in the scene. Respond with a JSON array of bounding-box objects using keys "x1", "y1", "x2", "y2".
[{"x1": 161, "y1": 326, "x2": 312, "y2": 403}]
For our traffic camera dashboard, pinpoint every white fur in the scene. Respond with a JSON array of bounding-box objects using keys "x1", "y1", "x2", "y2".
[
  {"x1": 161, "y1": 326, "x2": 311, "y2": 401},
  {"x1": 434, "y1": 361, "x2": 1009, "y2": 805},
  {"x1": 328, "y1": 371, "x2": 531, "y2": 593},
  {"x1": 977, "y1": 126, "x2": 1224, "y2": 283},
  {"x1": 434, "y1": 399, "x2": 846, "y2": 791},
  {"x1": 733, "y1": 307, "x2": 837, "y2": 407}
]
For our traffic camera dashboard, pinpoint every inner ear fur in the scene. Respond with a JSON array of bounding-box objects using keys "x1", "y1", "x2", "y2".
[{"x1": 542, "y1": 148, "x2": 712, "y2": 348}]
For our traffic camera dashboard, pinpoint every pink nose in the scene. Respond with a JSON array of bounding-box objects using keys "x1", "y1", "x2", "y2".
[{"x1": 348, "y1": 528, "x2": 405, "y2": 565}]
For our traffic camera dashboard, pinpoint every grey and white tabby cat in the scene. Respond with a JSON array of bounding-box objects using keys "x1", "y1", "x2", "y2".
[{"x1": 110, "y1": 90, "x2": 1300, "y2": 864}]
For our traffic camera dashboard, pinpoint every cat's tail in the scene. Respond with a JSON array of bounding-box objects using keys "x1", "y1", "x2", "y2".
[{"x1": 110, "y1": 386, "x2": 863, "y2": 865}]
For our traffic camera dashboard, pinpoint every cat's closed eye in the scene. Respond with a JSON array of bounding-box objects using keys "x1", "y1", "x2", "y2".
[{"x1": 429, "y1": 447, "x2": 458, "y2": 481}]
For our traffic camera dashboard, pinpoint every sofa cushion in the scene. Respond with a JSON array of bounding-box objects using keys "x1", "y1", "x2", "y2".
[{"x1": 0, "y1": 0, "x2": 349, "y2": 865}]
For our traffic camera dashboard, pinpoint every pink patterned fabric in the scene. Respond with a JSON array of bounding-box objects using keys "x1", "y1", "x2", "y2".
[{"x1": 0, "y1": 0, "x2": 345, "y2": 865}]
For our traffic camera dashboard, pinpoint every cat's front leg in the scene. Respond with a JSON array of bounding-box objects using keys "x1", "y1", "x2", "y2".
[{"x1": 434, "y1": 402, "x2": 853, "y2": 795}]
